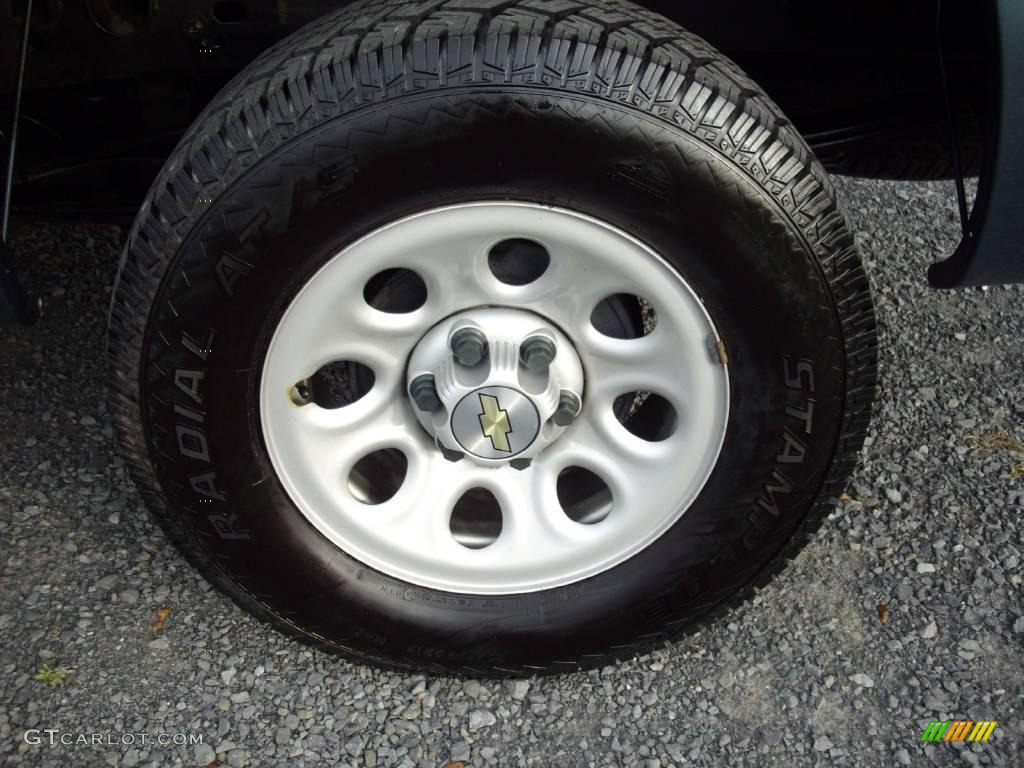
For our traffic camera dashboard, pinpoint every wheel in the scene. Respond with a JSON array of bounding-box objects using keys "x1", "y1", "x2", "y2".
[{"x1": 108, "y1": 0, "x2": 877, "y2": 674}]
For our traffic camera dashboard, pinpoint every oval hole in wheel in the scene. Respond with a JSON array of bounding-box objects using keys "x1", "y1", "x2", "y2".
[
  {"x1": 450, "y1": 488, "x2": 502, "y2": 549},
  {"x1": 591, "y1": 294, "x2": 656, "y2": 339},
  {"x1": 557, "y1": 466, "x2": 613, "y2": 525},
  {"x1": 613, "y1": 391, "x2": 677, "y2": 442},
  {"x1": 305, "y1": 361, "x2": 374, "y2": 409},
  {"x1": 348, "y1": 449, "x2": 407, "y2": 505},
  {"x1": 363, "y1": 267, "x2": 427, "y2": 313},
  {"x1": 488, "y1": 238, "x2": 550, "y2": 285}
]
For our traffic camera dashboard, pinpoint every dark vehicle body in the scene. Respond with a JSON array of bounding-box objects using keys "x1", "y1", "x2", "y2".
[{"x1": 0, "y1": 0, "x2": 1021, "y2": 323}]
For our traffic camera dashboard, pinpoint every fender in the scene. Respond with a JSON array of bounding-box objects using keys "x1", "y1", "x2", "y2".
[{"x1": 930, "y1": 0, "x2": 1024, "y2": 286}]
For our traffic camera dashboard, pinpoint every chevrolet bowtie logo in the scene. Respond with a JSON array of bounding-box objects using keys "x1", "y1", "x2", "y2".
[{"x1": 478, "y1": 393, "x2": 513, "y2": 452}]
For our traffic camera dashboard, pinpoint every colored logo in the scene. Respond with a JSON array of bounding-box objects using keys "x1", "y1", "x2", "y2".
[
  {"x1": 920, "y1": 720, "x2": 997, "y2": 743},
  {"x1": 478, "y1": 393, "x2": 512, "y2": 452},
  {"x1": 451, "y1": 386, "x2": 540, "y2": 460}
]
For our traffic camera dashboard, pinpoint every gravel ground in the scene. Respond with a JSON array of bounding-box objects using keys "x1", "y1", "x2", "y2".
[{"x1": 1, "y1": 177, "x2": 1022, "y2": 768}]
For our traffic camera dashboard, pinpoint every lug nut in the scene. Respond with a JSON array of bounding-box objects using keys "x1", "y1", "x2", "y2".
[
  {"x1": 409, "y1": 374, "x2": 441, "y2": 412},
  {"x1": 440, "y1": 445, "x2": 465, "y2": 462},
  {"x1": 450, "y1": 327, "x2": 488, "y2": 366},
  {"x1": 552, "y1": 391, "x2": 581, "y2": 427},
  {"x1": 519, "y1": 334, "x2": 556, "y2": 373},
  {"x1": 510, "y1": 458, "x2": 532, "y2": 471}
]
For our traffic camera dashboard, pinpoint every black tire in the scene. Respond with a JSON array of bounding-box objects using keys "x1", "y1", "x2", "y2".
[{"x1": 108, "y1": 0, "x2": 877, "y2": 675}]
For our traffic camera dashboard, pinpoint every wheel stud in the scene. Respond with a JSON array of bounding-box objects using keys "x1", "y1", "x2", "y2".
[
  {"x1": 552, "y1": 390, "x2": 581, "y2": 427},
  {"x1": 450, "y1": 327, "x2": 488, "y2": 366},
  {"x1": 409, "y1": 374, "x2": 441, "y2": 412},
  {"x1": 519, "y1": 334, "x2": 556, "y2": 373}
]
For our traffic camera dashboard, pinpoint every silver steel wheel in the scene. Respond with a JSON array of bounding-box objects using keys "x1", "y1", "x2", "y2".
[{"x1": 260, "y1": 203, "x2": 730, "y2": 594}]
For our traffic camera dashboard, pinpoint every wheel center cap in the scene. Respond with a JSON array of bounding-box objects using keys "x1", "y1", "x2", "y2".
[
  {"x1": 452, "y1": 385, "x2": 540, "y2": 459},
  {"x1": 406, "y1": 308, "x2": 585, "y2": 467}
]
